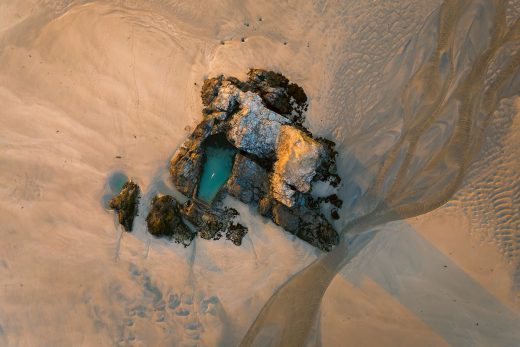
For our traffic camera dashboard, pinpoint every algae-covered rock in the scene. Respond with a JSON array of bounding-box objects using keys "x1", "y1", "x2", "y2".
[
  {"x1": 146, "y1": 195, "x2": 194, "y2": 246},
  {"x1": 181, "y1": 200, "x2": 223, "y2": 241},
  {"x1": 246, "y1": 69, "x2": 308, "y2": 124},
  {"x1": 108, "y1": 180, "x2": 140, "y2": 232}
]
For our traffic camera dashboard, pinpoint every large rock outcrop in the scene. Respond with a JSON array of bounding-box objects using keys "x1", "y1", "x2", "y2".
[{"x1": 169, "y1": 69, "x2": 342, "y2": 251}]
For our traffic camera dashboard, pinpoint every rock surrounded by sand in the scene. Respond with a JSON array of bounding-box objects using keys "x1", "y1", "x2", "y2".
[
  {"x1": 169, "y1": 69, "x2": 342, "y2": 251},
  {"x1": 108, "y1": 180, "x2": 140, "y2": 232}
]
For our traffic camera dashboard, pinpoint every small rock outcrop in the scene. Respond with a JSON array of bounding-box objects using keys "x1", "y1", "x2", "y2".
[
  {"x1": 146, "y1": 195, "x2": 195, "y2": 246},
  {"x1": 169, "y1": 69, "x2": 342, "y2": 251},
  {"x1": 108, "y1": 180, "x2": 140, "y2": 232}
]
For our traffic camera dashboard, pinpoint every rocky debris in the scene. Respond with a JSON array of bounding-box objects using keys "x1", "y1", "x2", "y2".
[
  {"x1": 271, "y1": 125, "x2": 326, "y2": 207},
  {"x1": 146, "y1": 195, "x2": 195, "y2": 246},
  {"x1": 169, "y1": 69, "x2": 341, "y2": 251},
  {"x1": 324, "y1": 194, "x2": 343, "y2": 208},
  {"x1": 271, "y1": 202, "x2": 338, "y2": 252},
  {"x1": 180, "y1": 200, "x2": 247, "y2": 245},
  {"x1": 108, "y1": 180, "x2": 140, "y2": 232},
  {"x1": 226, "y1": 154, "x2": 269, "y2": 205},
  {"x1": 226, "y1": 223, "x2": 248, "y2": 246},
  {"x1": 314, "y1": 137, "x2": 342, "y2": 187}
]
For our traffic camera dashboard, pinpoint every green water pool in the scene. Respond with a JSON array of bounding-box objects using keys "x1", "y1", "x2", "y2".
[{"x1": 196, "y1": 135, "x2": 237, "y2": 204}]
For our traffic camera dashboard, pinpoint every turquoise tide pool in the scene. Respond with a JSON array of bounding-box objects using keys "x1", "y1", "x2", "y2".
[{"x1": 197, "y1": 135, "x2": 237, "y2": 204}]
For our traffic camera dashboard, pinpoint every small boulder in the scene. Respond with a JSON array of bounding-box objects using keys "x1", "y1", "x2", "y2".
[
  {"x1": 146, "y1": 195, "x2": 194, "y2": 246},
  {"x1": 180, "y1": 201, "x2": 246, "y2": 246},
  {"x1": 108, "y1": 180, "x2": 140, "y2": 232},
  {"x1": 226, "y1": 223, "x2": 248, "y2": 246}
]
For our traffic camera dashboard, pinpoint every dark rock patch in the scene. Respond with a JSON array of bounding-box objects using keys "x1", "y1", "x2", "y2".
[
  {"x1": 108, "y1": 180, "x2": 140, "y2": 232},
  {"x1": 226, "y1": 223, "x2": 248, "y2": 246},
  {"x1": 201, "y1": 75, "x2": 223, "y2": 106},
  {"x1": 180, "y1": 201, "x2": 247, "y2": 245},
  {"x1": 146, "y1": 195, "x2": 194, "y2": 246}
]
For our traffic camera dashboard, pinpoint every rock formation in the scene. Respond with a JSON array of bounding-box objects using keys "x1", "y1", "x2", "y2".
[
  {"x1": 146, "y1": 195, "x2": 195, "y2": 246},
  {"x1": 168, "y1": 69, "x2": 342, "y2": 251},
  {"x1": 108, "y1": 180, "x2": 140, "y2": 232}
]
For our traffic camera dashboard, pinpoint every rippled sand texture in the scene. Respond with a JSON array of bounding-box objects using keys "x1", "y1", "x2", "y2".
[
  {"x1": 242, "y1": 1, "x2": 520, "y2": 346},
  {"x1": 1, "y1": 0, "x2": 519, "y2": 346}
]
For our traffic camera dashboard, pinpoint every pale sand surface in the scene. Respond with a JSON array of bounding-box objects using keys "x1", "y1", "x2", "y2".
[
  {"x1": 322, "y1": 207, "x2": 520, "y2": 347},
  {"x1": 1, "y1": 1, "x2": 520, "y2": 346}
]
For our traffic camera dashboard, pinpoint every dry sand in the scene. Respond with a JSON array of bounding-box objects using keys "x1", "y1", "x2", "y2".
[{"x1": 1, "y1": 0, "x2": 519, "y2": 346}]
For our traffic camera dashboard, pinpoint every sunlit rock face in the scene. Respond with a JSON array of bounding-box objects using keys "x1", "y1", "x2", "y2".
[
  {"x1": 271, "y1": 125, "x2": 326, "y2": 207},
  {"x1": 226, "y1": 91, "x2": 290, "y2": 159},
  {"x1": 226, "y1": 153, "x2": 269, "y2": 205},
  {"x1": 169, "y1": 69, "x2": 342, "y2": 251}
]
